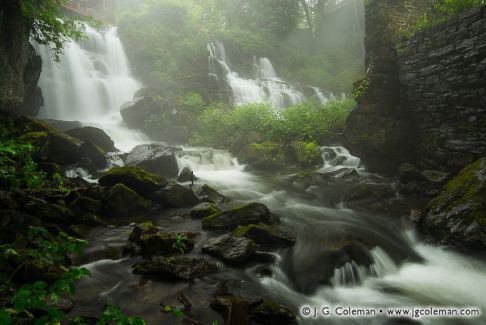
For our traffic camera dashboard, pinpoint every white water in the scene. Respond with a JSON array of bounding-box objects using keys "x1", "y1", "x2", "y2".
[
  {"x1": 175, "y1": 147, "x2": 486, "y2": 324},
  {"x1": 34, "y1": 25, "x2": 149, "y2": 152},
  {"x1": 208, "y1": 41, "x2": 306, "y2": 108}
]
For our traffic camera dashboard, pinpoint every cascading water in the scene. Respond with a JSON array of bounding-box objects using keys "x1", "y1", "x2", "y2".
[
  {"x1": 208, "y1": 41, "x2": 306, "y2": 108},
  {"x1": 34, "y1": 25, "x2": 149, "y2": 152}
]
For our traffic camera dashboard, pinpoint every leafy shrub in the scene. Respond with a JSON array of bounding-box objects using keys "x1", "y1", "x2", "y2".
[{"x1": 191, "y1": 99, "x2": 356, "y2": 147}]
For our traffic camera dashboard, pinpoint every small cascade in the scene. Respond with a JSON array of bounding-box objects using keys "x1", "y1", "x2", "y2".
[
  {"x1": 208, "y1": 41, "x2": 306, "y2": 109},
  {"x1": 34, "y1": 25, "x2": 149, "y2": 152},
  {"x1": 310, "y1": 86, "x2": 329, "y2": 105},
  {"x1": 320, "y1": 146, "x2": 361, "y2": 172}
]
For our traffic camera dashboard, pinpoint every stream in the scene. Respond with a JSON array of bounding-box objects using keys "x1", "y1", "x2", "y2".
[{"x1": 34, "y1": 26, "x2": 486, "y2": 325}]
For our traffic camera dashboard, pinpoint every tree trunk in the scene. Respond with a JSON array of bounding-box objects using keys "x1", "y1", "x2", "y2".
[{"x1": 299, "y1": 0, "x2": 314, "y2": 38}]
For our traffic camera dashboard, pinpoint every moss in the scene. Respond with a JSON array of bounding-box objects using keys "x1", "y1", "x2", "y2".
[
  {"x1": 289, "y1": 141, "x2": 322, "y2": 166},
  {"x1": 190, "y1": 202, "x2": 220, "y2": 219},
  {"x1": 101, "y1": 166, "x2": 166, "y2": 184},
  {"x1": 248, "y1": 141, "x2": 285, "y2": 169},
  {"x1": 104, "y1": 183, "x2": 154, "y2": 217},
  {"x1": 429, "y1": 157, "x2": 486, "y2": 226},
  {"x1": 19, "y1": 131, "x2": 48, "y2": 145}
]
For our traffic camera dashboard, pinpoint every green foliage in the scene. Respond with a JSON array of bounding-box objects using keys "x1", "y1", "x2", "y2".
[
  {"x1": 52, "y1": 173, "x2": 68, "y2": 193},
  {"x1": 191, "y1": 99, "x2": 356, "y2": 147},
  {"x1": 352, "y1": 78, "x2": 369, "y2": 100},
  {"x1": 181, "y1": 92, "x2": 206, "y2": 114},
  {"x1": 0, "y1": 122, "x2": 46, "y2": 191},
  {"x1": 172, "y1": 234, "x2": 188, "y2": 255},
  {"x1": 17, "y1": 0, "x2": 86, "y2": 61}
]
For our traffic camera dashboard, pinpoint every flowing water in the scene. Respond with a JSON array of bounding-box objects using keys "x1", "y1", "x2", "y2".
[
  {"x1": 34, "y1": 30, "x2": 486, "y2": 325},
  {"x1": 34, "y1": 25, "x2": 149, "y2": 152},
  {"x1": 208, "y1": 41, "x2": 307, "y2": 108}
]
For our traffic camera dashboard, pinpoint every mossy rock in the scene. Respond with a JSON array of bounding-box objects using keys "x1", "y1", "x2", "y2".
[
  {"x1": 398, "y1": 163, "x2": 427, "y2": 184},
  {"x1": 132, "y1": 256, "x2": 218, "y2": 280},
  {"x1": 202, "y1": 234, "x2": 255, "y2": 265},
  {"x1": 196, "y1": 184, "x2": 230, "y2": 204},
  {"x1": 249, "y1": 299, "x2": 296, "y2": 324},
  {"x1": 139, "y1": 232, "x2": 195, "y2": 256},
  {"x1": 129, "y1": 221, "x2": 158, "y2": 242},
  {"x1": 99, "y1": 166, "x2": 167, "y2": 196},
  {"x1": 202, "y1": 203, "x2": 279, "y2": 231},
  {"x1": 153, "y1": 181, "x2": 200, "y2": 208},
  {"x1": 234, "y1": 224, "x2": 295, "y2": 249},
  {"x1": 104, "y1": 183, "x2": 156, "y2": 218},
  {"x1": 20, "y1": 196, "x2": 74, "y2": 223},
  {"x1": 240, "y1": 141, "x2": 285, "y2": 170},
  {"x1": 287, "y1": 141, "x2": 323, "y2": 167},
  {"x1": 190, "y1": 202, "x2": 221, "y2": 219},
  {"x1": 420, "y1": 157, "x2": 486, "y2": 249},
  {"x1": 66, "y1": 126, "x2": 117, "y2": 153}
]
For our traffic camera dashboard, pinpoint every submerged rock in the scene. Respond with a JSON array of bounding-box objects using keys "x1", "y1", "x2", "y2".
[
  {"x1": 202, "y1": 203, "x2": 279, "y2": 231},
  {"x1": 104, "y1": 183, "x2": 155, "y2": 218},
  {"x1": 197, "y1": 184, "x2": 230, "y2": 204},
  {"x1": 153, "y1": 181, "x2": 200, "y2": 208},
  {"x1": 234, "y1": 224, "x2": 295, "y2": 249},
  {"x1": 210, "y1": 295, "x2": 249, "y2": 325},
  {"x1": 98, "y1": 166, "x2": 167, "y2": 196},
  {"x1": 202, "y1": 234, "x2": 255, "y2": 265},
  {"x1": 125, "y1": 143, "x2": 179, "y2": 178},
  {"x1": 66, "y1": 126, "x2": 117, "y2": 153},
  {"x1": 249, "y1": 299, "x2": 296, "y2": 325},
  {"x1": 190, "y1": 202, "x2": 221, "y2": 219},
  {"x1": 140, "y1": 232, "x2": 195, "y2": 256},
  {"x1": 419, "y1": 157, "x2": 486, "y2": 250},
  {"x1": 133, "y1": 256, "x2": 218, "y2": 280}
]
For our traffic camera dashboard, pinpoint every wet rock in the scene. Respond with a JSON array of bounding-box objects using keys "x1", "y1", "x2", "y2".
[
  {"x1": 238, "y1": 141, "x2": 285, "y2": 171},
  {"x1": 69, "y1": 196, "x2": 105, "y2": 225},
  {"x1": 125, "y1": 143, "x2": 179, "y2": 178},
  {"x1": 0, "y1": 209, "x2": 40, "y2": 244},
  {"x1": 66, "y1": 126, "x2": 117, "y2": 153},
  {"x1": 210, "y1": 295, "x2": 249, "y2": 325},
  {"x1": 398, "y1": 163, "x2": 428, "y2": 184},
  {"x1": 202, "y1": 203, "x2": 279, "y2": 231},
  {"x1": 153, "y1": 181, "x2": 200, "y2": 208},
  {"x1": 104, "y1": 183, "x2": 155, "y2": 218},
  {"x1": 255, "y1": 265, "x2": 273, "y2": 278},
  {"x1": 286, "y1": 141, "x2": 323, "y2": 168},
  {"x1": 202, "y1": 234, "x2": 255, "y2": 265},
  {"x1": 129, "y1": 221, "x2": 158, "y2": 242},
  {"x1": 140, "y1": 232, "x2": 195, "y2": 256},
  {"x1": 133, "y1": 256, "x2": 218, "y2": 280},
  {"x1": 190, "y1": 202, "x2": 221, "y2": 219},
  {"x1": 422, "y1": 169, "x2": 449, "y2": 183},
  {"x1": 19, "y1": 196, "x2": 74, "y2": 223},
  {"x1": 177, "y1": 167, "x2": 196, "y2": 182},
  {"x1": 289, "y1": 168, "x2": 360, "y2": 189},
  {"x1": 234, "y1": 224, "x2": 295, "y2": 249},
  {"x1": 98, "y1": 165, "x2": 167, "y2": 196},
  {"x1": 419, "y1": 156, "x2": 486, "y2": 250},
  {"x1": 197, "y1": 184, "x2": 230, "y2": 204},
  {"x1": 249, "y1": 299, "x2": 296, "y2": 324},
  {"x1": 82, "y1": 185, "x2": 106, "y2": 201}
]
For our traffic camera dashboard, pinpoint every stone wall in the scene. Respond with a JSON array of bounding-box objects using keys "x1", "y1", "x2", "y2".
[
  {"x1": 343, "y1": 0, "x2": 434, "y2": 173},
  {"x1": 344, "y1": 1, "x2": 486, "y2": 175},
  {"x1": 0, "y1": 3, "x2": 43, "y2": 116},
  {"x1": 398, "y1": 6, "x2": 486, "y2": 172}
]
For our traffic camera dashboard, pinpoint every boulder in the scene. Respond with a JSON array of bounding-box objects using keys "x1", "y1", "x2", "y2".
[
  {"x1": 238, "y1": 142, "x2": 285, "y2": 171},
  {"x1": 132, "y1": 256, "x2": 218, "y2": 280},
  {"x1": 249, "y1": 299, "x2": 296, "y2": 325},
  {"x1": 210, "y1": 295, "x2": 249, "y2": 325},
  {"x1": 234, "y1": 224, "x2": 295, "y2": 249},
  {"x1": 398, "y1": 163, "x2": 428, "y2": 184},
  {"x1": 129, "y1": 221, "x2": 158, "y2": 242},
  {"x1": 66, "y1": 126, "x2": 117, "y2": 153},
  {"x1": 153, "y1": 181, "x2": 200, "y2": 208},
  {"x1": 419, "y1": 157, "x2": 486, "y2": 250},
  {"x1": 104, "y1": 183, "x2": 155, "y2": 218},
  {"x1": 289, "y1": 168, "x2": 360, "y2": 189},
  {"x1": 139, "y1": 232, "x2": 195, "y2": 256},
  {"x1": 69, "y1": 196, "x2": 104, "y2": 225},
  {"x1": 125, "y1": 143, "x2": 179, "y2": 178},
  {"x1": 197, "y1": 184, "x2": 230, "y2": 204},
  {"x1": 286, "y1": 141, "x2": 323, "y2": 167},
  {"x1": 19, "y1": 196, "x2": 73, "y2": 223},
  {"x1": 79, "y1": 141, "x2": 107, "y2": 170},
  {"x1": 98, "y1": 166, "x2": 167, "y2": 196},
  {"x1": 190, "y1": 202, "x2": 221, "y2": 219},
  {"x1": 202, "y1": 203, "x2": 279, "y2": 231},
  {"x1": 177, "y1": 167, "x2": 195, "y2": 182},
  {"x1": 202, "y1": 234, "x2": 256, "y2": 265}
]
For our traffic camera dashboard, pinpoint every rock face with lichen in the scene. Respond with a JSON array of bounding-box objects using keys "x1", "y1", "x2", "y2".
[
  {"x1": 419, "y1": 157, "x2": 486, "y2": 250},
  {"x1": 0, "y1": 3, "x2": 43, "y2": 116}
]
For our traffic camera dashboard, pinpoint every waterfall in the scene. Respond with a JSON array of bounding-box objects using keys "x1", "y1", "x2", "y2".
[
  {"x1": 310, "y1": 86, "x2": 329, "y2": 105},
  {"x1": 208, "y1": 41, "x2": 307, "y2": 109},
  {"x1": 34, "y1": 25, "x2": 149, "y2": 152}
]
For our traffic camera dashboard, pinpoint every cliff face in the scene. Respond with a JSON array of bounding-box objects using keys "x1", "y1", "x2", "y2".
[{"x1": 0, "y1": 3, "x2": 43, "y2": 116}]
